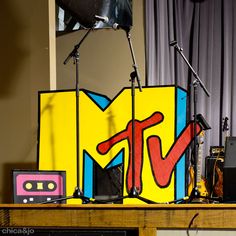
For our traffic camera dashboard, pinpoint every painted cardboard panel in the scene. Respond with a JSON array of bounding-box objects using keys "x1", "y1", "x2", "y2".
[{"x1": 38, "y1": 86, "x2": 193, "y2": 204}]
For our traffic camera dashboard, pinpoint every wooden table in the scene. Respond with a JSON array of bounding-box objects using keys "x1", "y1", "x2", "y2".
[{"x1": 1, "y1": 204, "x2": 236, "y2": 235}]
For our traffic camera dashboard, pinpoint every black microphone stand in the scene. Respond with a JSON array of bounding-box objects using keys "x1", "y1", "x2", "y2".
[
  {"x1": 41, "y1": 27, "x2": 96, "y2": 204},
  {"x1": 98, "y1": 28, "x2": 157, "y2": 204},
  {"x1": 170, "y1": 40, "x2": 216, "y2": 202},
  {"x1": 126, "y1": 29, "x2": 144, "y2": 199},
  {"x1": 64, "y1": 28, "x2": 94, "y2": 203}
]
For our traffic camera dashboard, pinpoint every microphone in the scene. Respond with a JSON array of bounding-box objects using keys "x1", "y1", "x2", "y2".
[
  {"x1": 94, "y1": 15, "x2": 109, "y2": 23},
  {"x1": 169, "y1": 40, "x2": 177, "y2": 46},
  {"x1": 169, "y1": 40, "x2": 183, "y2": 51},
  {"x1": 112, "y1": 23, "x2": 131, "y2": 32}
]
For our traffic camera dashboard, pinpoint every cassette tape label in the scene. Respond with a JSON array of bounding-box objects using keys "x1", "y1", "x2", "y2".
[{"x1": 16, "y1": 174, "x2": 63, "y2": 196}]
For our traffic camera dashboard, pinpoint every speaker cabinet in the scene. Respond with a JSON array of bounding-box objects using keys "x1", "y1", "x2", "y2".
[
  {"x1": 224, "y1": 137, "x2": 236, "y2": 167},
  {"x1": 223, "y1": 168, "x2": 236, "y2": 202},
  {"x1": 223, "y1": 137, "x2": 236, "y2": 202}
]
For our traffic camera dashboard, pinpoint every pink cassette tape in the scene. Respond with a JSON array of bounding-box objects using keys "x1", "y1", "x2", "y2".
[{"x1": 13, "y1": 170, "x2": 66, "y2": 204}]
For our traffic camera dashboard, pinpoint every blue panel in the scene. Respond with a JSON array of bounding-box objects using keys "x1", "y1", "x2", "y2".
[
  {"x1": 176, "y1": 88, "x2": 187, "y2": 200},
  {"x1": 83, "y1": 152, "x2": 93, "y2": 198},
  {"x1": 86, "y1": 91, "x2": 110, "y2": 109},
  {"x1": 106, "y1": 150, "x2": 123, "y2": 169}
]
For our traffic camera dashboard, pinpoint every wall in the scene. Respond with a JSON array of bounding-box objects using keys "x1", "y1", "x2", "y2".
[
  {"x1": 0, "y1": 0, "x2": 144, "y2": 204},
  {"x1": 0, "y1": 0, "x2": 51, "y2": 203},
  {"x1": 56, "y1": 0, "x2": 145, "y2": 99},
  {"x1": 0, "y1": 0, "x2": 144, "y2": 203}
]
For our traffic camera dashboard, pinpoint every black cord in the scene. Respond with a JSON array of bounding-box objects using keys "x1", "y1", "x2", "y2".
[{"x1": 186, "y1": 213, "x2": 199, "y2": 236}]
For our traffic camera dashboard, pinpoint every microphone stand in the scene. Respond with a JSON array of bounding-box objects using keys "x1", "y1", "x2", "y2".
[
  {"x1": 41, "y1": 27, "x2": 95, "y2": 204},
  {"x1": 170, "y1": 41, "x2": 214, "y2": 202},
  {"x1": 105, "y1": 29, "x2": 157, "y2": 204},
  {"x1": 126, "y1": 29, "x2": 143, "y2": 198},
  {"x1": 125, "y1": 29, "x2": 162, "y2": 203},
  {"x1": 65, "y1": 28, "x2": 94, "y2": 203}
]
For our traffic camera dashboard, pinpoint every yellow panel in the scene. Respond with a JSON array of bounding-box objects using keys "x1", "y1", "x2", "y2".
[{"x1": 38, "y1": 91, "x2": 78, "y2": 202}]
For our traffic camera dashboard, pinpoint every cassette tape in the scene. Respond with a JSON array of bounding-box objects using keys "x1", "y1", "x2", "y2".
[{"x1": 13, "y1": 170, "x2": 66, "y2": 204}]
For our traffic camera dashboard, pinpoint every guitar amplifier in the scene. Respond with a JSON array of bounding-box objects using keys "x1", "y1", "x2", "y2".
[
  {"x1": 205, "y1": 156, "x2": 224, "y2": 198},
  {"x1": 210, "y1": 146, "x2": 224, "y2": 157}
]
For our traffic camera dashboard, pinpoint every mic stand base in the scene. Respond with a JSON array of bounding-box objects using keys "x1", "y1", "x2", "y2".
[
  {"x1": 73, "y1": 187, "x2": 91, "y2": 204},
  {"x1": 93, "y1": 189, "x2": 159, "y2": 204},
  {"x1": 128, "y1": 186, "x2": 139, "y2": 197},
  {"x1": 186, "y1": 188, "x2": 222, "y2": 204}
]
